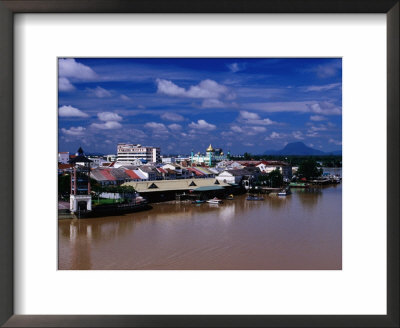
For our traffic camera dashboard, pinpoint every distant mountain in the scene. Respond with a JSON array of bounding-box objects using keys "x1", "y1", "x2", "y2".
[
  {"x1": 263, "y1": 142, "x2": 338, "y2": 156},
  {"x1": 325, "y1": 150, "x2": 342, "y2": 155}
]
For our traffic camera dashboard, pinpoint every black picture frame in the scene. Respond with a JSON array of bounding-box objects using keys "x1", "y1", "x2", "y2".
[{"x1": 0, "y1": 1, "x2": 398, "y2": 327}]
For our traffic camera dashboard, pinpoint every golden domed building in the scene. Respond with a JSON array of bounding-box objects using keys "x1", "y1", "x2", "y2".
[{"x1": 190, "y1": 144, "x2": 229, "y2": 166}]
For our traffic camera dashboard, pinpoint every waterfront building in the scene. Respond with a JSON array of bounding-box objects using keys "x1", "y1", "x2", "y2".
[
  {"x1": 122, "y1": 178, "x2": 232, "y2": 202},
  {"x1": 190, "y1": 144, "x2": 229, "y2": 166},
  {"x1": 216, "y1": 167, "x2": 261, "y2": 188},
  {"x1": 117, "y1": 143, "x2": 160, "y2": 164},
  {"x1": 256, "y1": 161, "x2": 293, "y2": 180},
  {"x1": 58, "y1": 152, "x2": 69, "y2": 164},
  {"x1": 69, "y1": 147, "x2": 92, "y2": 214}
]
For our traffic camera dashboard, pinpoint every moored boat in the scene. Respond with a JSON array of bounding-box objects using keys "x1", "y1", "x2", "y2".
[
  {"x1": 278, "y1": 187, "x2": 292, "y2": 196},
  {"x1": 206, "y1": 197, "x2": 223, "y2": 204},
  {"x1": 289, "y1": 182, "x2": 309, "y2": 188}
]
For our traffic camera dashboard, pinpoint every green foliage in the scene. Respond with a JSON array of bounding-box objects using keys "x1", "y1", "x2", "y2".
[
  {"x1": 91, "y1": 181, "x2": 136, "y2": 198},
  {"x1": 255, "y1": 169, "x2": 283, "y2": 188},
  {"x1": 268, "y1": 169, "x2": 284, "y2": 187},
  {"x1": 229, "y1": 154, "x2": 341, "y2": 167},
  {"x1": 297, "y1": 159, "x2": 322, "y2": 179},
  {"x1": 58, "y1": 174, "x2": 70, "y2": 198},
  {"x1": 243, "y1": 152, "x2": 252, "y2": 160}
]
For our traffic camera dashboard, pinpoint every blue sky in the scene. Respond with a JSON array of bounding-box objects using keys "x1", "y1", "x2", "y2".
[{"x1": 58, "y1": 58, "x2": 342, "y2": 155}]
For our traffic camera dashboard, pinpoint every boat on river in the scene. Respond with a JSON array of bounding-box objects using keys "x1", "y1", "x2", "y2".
[
  {"x1": 289, "y1": 182, "x2": 309, "y2": 188},
  {"x1": 206, "y1": 197, "x2": 223, "y2": 204},
  {"x1": 192, "y1": 199, "x2": 205, "y2": 204},
  {"x1": 278, "y1": 187, "x2": 292, "y2": 196}
]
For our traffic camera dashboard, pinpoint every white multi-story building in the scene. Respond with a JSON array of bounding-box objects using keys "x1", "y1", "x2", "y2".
[{"x1": 117, "y1": 143, "x2": 160, "y2": 164}]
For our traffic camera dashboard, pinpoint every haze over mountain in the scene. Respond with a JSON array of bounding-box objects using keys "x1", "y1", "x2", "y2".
[{"x1": 263, "y1": 142, "x2": 341, "y2": 156}]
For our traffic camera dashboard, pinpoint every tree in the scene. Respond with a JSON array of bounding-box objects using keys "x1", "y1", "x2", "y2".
[
  {"x1": 58, "y1": 174, "x2": 70, "y2": 199},
  {"x1": 243, "y1": 152, "x2": 252, "y2": 160},
  {"x1": 268, "y1": 169, "x2": 283, "y2": 188},
  {"x1": 256, "y1": 174, "x2": 269, "y2": 186},
  {"x1": 297, "y1": 159, "x2": 322, "y2": 179}
]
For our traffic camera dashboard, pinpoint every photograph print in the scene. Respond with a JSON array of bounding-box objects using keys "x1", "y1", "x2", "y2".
[{"x1": 58, "y1": 58, "x2": 342, "y2": 270}]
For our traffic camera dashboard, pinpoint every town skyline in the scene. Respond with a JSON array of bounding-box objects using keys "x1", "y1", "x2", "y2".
[{"x1": 59, "y1": 58, "x2": 342, "y2": 154}]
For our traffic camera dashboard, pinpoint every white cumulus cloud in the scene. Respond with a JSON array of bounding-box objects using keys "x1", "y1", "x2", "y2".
[
  {"x1": 329, "y1": 138, "x2": 342, "y2": 145},
  {"x1": 156, "y1": 79, "x2": 234, "y2": 100},
  {"x1": 246, "y1": 101, "x2": 341, "y2": 115},
  {"x1": 58, "y1": 77, "x2": 75, "y2": 92},
  {"x1": 304, "y1": 83, "x2": 341, "y2": 92},
  {"x1": 168, "y1": 123, "x2": 182, "y2": 131},
  {"x1": 231, "y1": 125, "x2": 243, "y2": 133},
  {"x1": 240, "y1": 111, "x2": 259, "y2": 120},
  {"x1": 227, "y1": 62, "x2": 246, "y2": 73},
  {"x1": 120, "y1": 94, "x2": 131, "y2": 101},
  {"x1": 247, "y1": 126, "x2": 266, "y2": 134},
  {"x1": 145, "y1": 122, "x2": 168, "y2": 130},
  {"x1": 265, "y1": 132, "x2": 283, "y2": 140},
  {"x1": 161, "y1": 112, "x2": 184, "y2": 122},
  {"x1": 59, "y1": 105, "x2": 89, "y2": 118},
  {"x1": 292, "y1": 131, "x2": 304, "y2": 140},
  {"x1": 188, "y1": 119, "x2": 216, "y2": 131},
  {"x1": 88, "y1": 86, "x2": 112, "y2": 98},
  {"x1": 238, "y1": 111, "x2": 276, "y2": 125},
  {"x1": 61, "y1": 126, "x2": 86, "y2": 136},
  {"x1": 58, "y1": 58, "x2": 97, "y2": 80},
  {"x1": 310, "y1": 115, "x2": 326, "y2": 121},
  {"x1": 91, "y1": 121, "x2": 122, "y2": 130},
  {"x1": 97, "y1": 112, "x2": 122, "y2": 122}
]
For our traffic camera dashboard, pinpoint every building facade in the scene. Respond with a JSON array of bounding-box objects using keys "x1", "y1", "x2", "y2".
[{"x1": 117, "y1": 143, "x2": 160, "y2": 164}]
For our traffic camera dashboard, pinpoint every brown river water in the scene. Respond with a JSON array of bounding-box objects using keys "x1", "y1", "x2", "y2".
[{"x1": 58, "y1": 183, "x2": 342, "y2": 270}]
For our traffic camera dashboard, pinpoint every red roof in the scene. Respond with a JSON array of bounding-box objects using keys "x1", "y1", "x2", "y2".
[
  {"x1": 187, "y1": 167, "x2": 204, "y2": 176},
  {"x1": 100, "y1": 169, "x2": 116, "y2": 180},
  {"x1": 124, "y1": 169, "x2": 141, "y2": 180},
  {"x1": 58, "y1": 163, "x2": 72, "y2": 170}
]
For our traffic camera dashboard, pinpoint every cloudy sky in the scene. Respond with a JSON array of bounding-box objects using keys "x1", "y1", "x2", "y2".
[{"x1": 58, "y1": 58, "x2": 342, "y2": 155}]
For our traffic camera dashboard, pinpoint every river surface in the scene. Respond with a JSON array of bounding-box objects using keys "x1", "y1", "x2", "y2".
[{"x1": 58, "y1": 180, "x2": 342, "y2": 270}]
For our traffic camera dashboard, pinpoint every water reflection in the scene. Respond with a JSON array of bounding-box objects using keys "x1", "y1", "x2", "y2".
[{"x1": 59, "y1": 183, "x2": 342, "y2": 270}]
